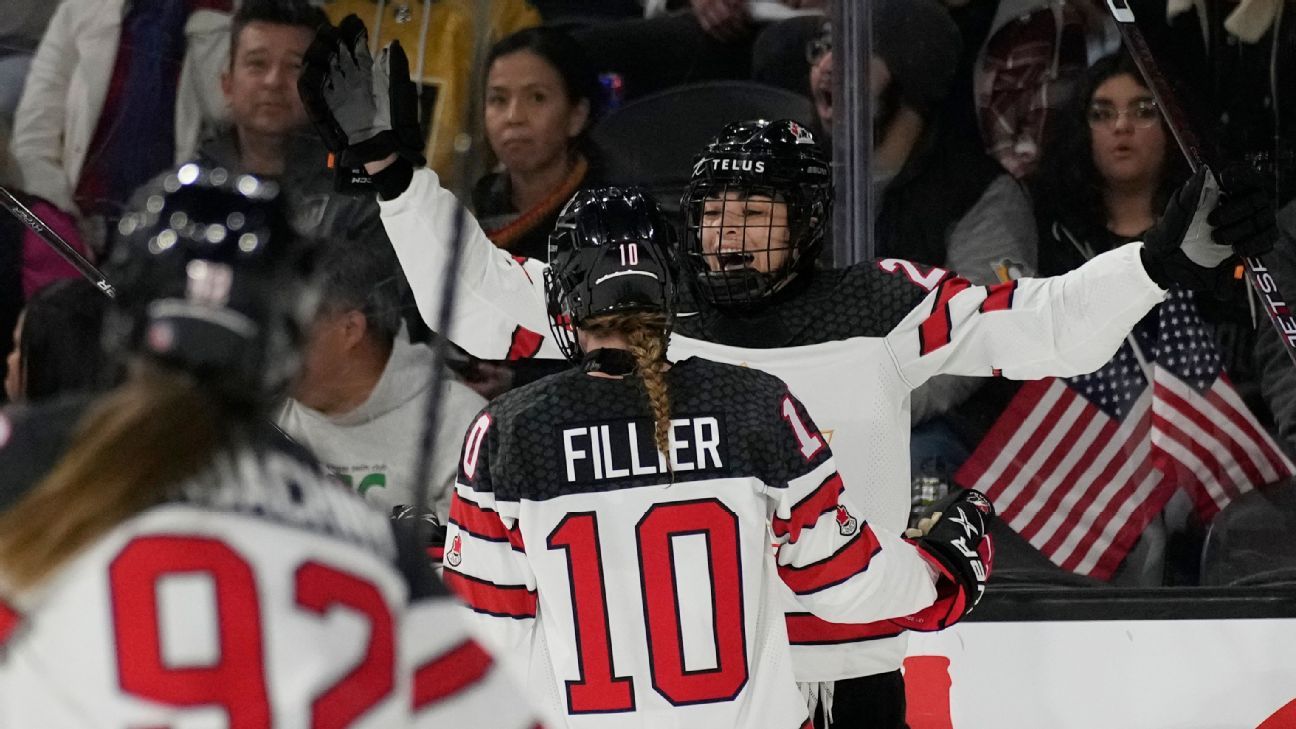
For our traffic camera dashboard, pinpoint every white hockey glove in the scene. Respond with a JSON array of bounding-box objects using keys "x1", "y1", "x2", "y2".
[{"x1": 1140, "y1": 165, "x2": 1277, "y2": 296}]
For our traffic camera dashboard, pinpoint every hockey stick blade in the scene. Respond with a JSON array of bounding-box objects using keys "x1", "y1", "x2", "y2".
[
  {"x1": 0, "y1": 185, "x2": 116, "y2": 299},
  {"x1": 1107, "y1": 0, "x2": 1296, "y2": 366}
]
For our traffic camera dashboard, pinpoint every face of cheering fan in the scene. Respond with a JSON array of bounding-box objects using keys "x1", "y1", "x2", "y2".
[{"x1": 699, "y1": 191, "x2": 792, "y2": 274}]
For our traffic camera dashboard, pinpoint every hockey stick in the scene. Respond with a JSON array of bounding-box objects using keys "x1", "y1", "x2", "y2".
[
  {"x1": 0, "y1": 185, "x2": 116, "y2": 299},
  {"x1": 1107, "y1": 0, "x2": 1296, "y2": 365},
  {"x1": 405, "y1": 0, "x2": 493, "y2": 551}
]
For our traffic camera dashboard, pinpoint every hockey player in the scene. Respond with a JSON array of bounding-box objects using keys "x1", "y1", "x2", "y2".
[
  {"x1": 440, "y1": 186, "x2": 995, "y2": 729},
  {"x1": 297, "y1": 21, "x2": 1277, "y2": 727},
  {"x1": 0, "y1": 164, "x2": 536, "y2": 729}
]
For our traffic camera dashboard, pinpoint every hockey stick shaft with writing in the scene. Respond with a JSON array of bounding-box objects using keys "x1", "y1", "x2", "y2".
[
  {"x1": 0, "y1": 185, "x2": 116, "y2": 299},
  {"x1": 1107, "y1": 0, "x2": 1296, "y2": 366}
]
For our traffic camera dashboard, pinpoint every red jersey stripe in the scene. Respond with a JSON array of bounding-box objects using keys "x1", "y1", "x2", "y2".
[
  {"x1": 784, "y1": 613, "x2": 906, "y2": 645},
  {"x1": 778, "y1": 528, "x2": 882, "y2": 595},
  {"x1": 450, "y1": 496, "x2": 526, "y2": 551},
  {"x1": 442, "y1": 569, "x2": 537, "y2": 619},
  {"x1": 979, "y1": 280, "x2": 1018, "y2": 313},
  {"x1": 918, "y1": 277, "x2": 973, "y2": 355},
  {"x1": 413, "y1": 639, "x2": 494, "y2": 710},
  {"x1": 506, "y1": 325, "x2": 544, "y2": 361},
  {"x1": 771, "y1": 472, "x2": 845, "y2": 541}
]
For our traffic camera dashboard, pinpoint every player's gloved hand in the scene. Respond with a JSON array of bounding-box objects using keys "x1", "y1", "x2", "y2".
[
  {"x1": 1140, "y1": 165, "x2": 1277, "y2": 296},
  {"x1": 298, "y1": 15, "x2": 425, "y2": 167},
  {"x1": 892, "y1": 488, "x2": 995, "y2": 631},
  {"x1": 391, "y1": 504, "x2": 447, "y2": 566}
]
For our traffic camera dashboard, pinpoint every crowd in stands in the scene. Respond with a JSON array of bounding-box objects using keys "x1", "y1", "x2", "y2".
[{"x1": 1, "y1": 0, "x2": 1293, "y2": 608}]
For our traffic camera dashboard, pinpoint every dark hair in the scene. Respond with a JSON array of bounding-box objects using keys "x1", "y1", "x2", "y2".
[
  {"x1": 19, "y1": 279, "x2": 111, "y2": 402},
  {"x1": 230, "y1": 0, "x2": 328, "y2": 63},
  {"x1": 1032, "y1": 52, "x2": 1190, "y2": 245},
  {"x1": 486, "y1": 26, "x2": 601, "y2": 122},
  {"x1": 315, "y1": 226, "x2": 405, "y2": 346}
]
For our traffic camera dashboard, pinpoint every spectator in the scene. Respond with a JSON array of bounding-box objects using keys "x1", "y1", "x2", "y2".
[
  {"x1": 10, "y1": 0, "x2": 233, "y2": 251},
  {"x1": 1033, "y1": 52, "x2": 1191, "y2": 276},
  {"x1": 277, "y1": 232, "x2": 486, "y2": 521},
  {"x1": 473, "y1": 27, "x2": 600, "y2": 261},
  {"x1": 808, "y1": 3, "x2": 1039, "y2": 476},
  {"x1": 321, "y1": 0, "x2": 541, "y2": 188},
  {"x1": 0, "y1": 0, "x2": 58, "y2": 184},
  {"x1": 4, "y1": 279, "x2": 110, "y2": 404},
  {"x1": 195, "y1": 0, "x2": 376, "y2": 241}
]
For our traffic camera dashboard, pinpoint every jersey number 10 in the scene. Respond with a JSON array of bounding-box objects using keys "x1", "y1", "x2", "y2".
[{"x1": 547, "y1": 498, "x2": 748, "y2": 713}]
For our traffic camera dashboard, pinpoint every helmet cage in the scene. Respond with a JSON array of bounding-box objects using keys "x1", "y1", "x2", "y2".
[{"x1": 681, "y1": 129, "x2": 831, "y2": 310}]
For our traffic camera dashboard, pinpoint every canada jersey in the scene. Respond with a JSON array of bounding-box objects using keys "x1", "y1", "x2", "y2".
[
  {"x1": 442, "y1": 359, "x2": 942, "y2": 729},
  {"x1": 379, "y1": 166, "x2": 1169, "y2": 681},
  {"x1": 0, "y1": 403, "x2": 536, "y2": 729}
]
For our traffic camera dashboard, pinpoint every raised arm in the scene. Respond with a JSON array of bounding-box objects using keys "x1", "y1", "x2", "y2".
[
  {"x1": 372, "y1": 157, "x2": 560, "y2": 361},
  {"x1": 890, "y1": 167, "x2": 1278, "y2": 388},
  {"x1": 297, "y1": 15, "x2": 562, "y2": 361}
]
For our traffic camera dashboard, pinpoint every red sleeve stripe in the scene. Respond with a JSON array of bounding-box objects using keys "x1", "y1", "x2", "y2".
[
  {"x1": 426, "y1": 545, "x2": 444, "y2": 562},
  {"x1": 0, "y1": 598, "x2": 20, "y2": 647},
  {"x1": 917, "y1": 277, "x2": 972, "y2": 356},
  {"x1": 778, "y1": 528, "x2": 882, "y2": 595},
  {"x1": 979, "y1": 280, "x2": 1018, "y2": 313},
  {"x1": 413, "y1": 638, "x2": 494, "y2": 710},
  {"x1": 771, "y1": 472, "x2": 845, "y2": 541},
  {"x1": 506, "y1": 325, "x2": 544, "y2": 361},
  {"x1": 450, "y1": 495, "x2": 526, "y2": 551},
  {"x1": 442, "y1": 569, "x2": 537, "y2": 619},
  {"x1": 784, "y1": 612, "x2": 906, "y2": 645}
]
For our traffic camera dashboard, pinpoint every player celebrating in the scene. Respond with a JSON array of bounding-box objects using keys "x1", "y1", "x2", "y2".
[
  {"x1": 0, "y1": 164, "x2": 535, "y2": 729},
  {"x1": 298, "y1": 21, "x2": 1276, "y2": 727},
  {"x1": 441, "y1": 186, "x2": 994, "y2": 728}
]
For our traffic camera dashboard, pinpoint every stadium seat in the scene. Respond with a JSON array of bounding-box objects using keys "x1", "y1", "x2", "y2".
[
  {"x1": 1200, "y1": 479, "x2": 1296, "y2": 586},
  {"x1": 590, "y1": 80, "x2": 816, "y2": 217}
]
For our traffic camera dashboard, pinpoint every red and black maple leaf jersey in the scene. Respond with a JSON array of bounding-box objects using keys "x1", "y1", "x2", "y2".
[
  {"x1": 0, "y1": 398, "x2": 537, "y2": 729},
  {"x1": 381, "y1": 168, "x2": 1168, "y2": 681},
  {"x1": 442, "y1": 358, "x2": 944, "y2": 729}
]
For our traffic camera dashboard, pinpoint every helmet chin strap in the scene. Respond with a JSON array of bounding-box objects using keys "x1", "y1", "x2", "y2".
[{"x1": 581, "y1": 348, "x2": 639, "y2": 376}]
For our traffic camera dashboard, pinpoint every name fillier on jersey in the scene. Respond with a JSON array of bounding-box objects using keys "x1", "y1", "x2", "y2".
[{"x1": 562, "y1": 416, "x2": 726, "y2": 483}]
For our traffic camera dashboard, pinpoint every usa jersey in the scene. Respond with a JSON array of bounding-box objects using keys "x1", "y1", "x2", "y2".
[
  {"x1": 0, "y1": 399, "x2": 536, "y2": 729},
  {"x1": 378, "y1": 167, "x2": 1168, "y2": 681},
  {"x1": 443, "y1": 359, "x2": 943, "y2": 729}
]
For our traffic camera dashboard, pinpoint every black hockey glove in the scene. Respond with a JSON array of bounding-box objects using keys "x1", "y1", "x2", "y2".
[
  {"x1": 298, "y1": 15, "x2": 426, "y2": 167},
  {"x1": 391, "y1": 504, "x2": 447, "y2": 567},
  {"x1": 892, "y1": 488, "x2": 995, "y2": 631},
  {"x1": 1141, "y1": 165, "x2": 1277, "y2": 296}
]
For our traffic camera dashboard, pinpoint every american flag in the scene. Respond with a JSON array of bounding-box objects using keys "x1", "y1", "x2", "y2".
[{"x1": 955, "y1": 290, "x2": 1294, "y2": 580}]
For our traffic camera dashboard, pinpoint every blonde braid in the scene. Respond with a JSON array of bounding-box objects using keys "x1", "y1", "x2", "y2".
[{"x1": 581, "y1": 312, "x2": 672, "y2": 461}]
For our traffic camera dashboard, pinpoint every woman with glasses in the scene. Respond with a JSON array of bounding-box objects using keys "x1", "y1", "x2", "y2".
[{"x1": 1033, "y1": 52, "x2": 1191, "y2": 276}]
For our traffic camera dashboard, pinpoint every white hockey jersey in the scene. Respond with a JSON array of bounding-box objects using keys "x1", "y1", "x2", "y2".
[
  {"x1": 0, "y1": 401, "x2": 536, "y2": 729},
  {"x1": 378, "y1": 167, "x2": 1168, "y2": 681},
  {"x1": 442, "y1": 360, "x2": 945, "y2": 729}
]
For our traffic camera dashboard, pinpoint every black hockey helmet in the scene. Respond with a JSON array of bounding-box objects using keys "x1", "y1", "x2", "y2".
[
  {"x1": 544, "y1": 187, "x2": 677, "y2": 362},
  {"x1": 681, "y1": 118, "x2": 832, "y2": 309},
  {"x1": 103, "y1": 163, "x2": 320, "y2": 404}
]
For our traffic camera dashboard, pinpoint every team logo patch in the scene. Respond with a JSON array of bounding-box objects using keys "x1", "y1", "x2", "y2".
[
  {"x1": 445, "y1": 534, "x2": 463, "y2": 567},
  {"x1": 789, "y1": 122, "x2": 815, "y2": 145},
  {"x1": 835, "y1": 505, "x2": 858, "y2": 537}
]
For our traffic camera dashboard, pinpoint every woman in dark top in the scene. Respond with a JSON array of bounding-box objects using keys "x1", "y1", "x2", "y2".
[
  {"x1": 1033, "y1": 52, "x2": 1190, "y2": 275},
  {"x1": 473, "y1": 27, "x2": 600, "y2": 261}
]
